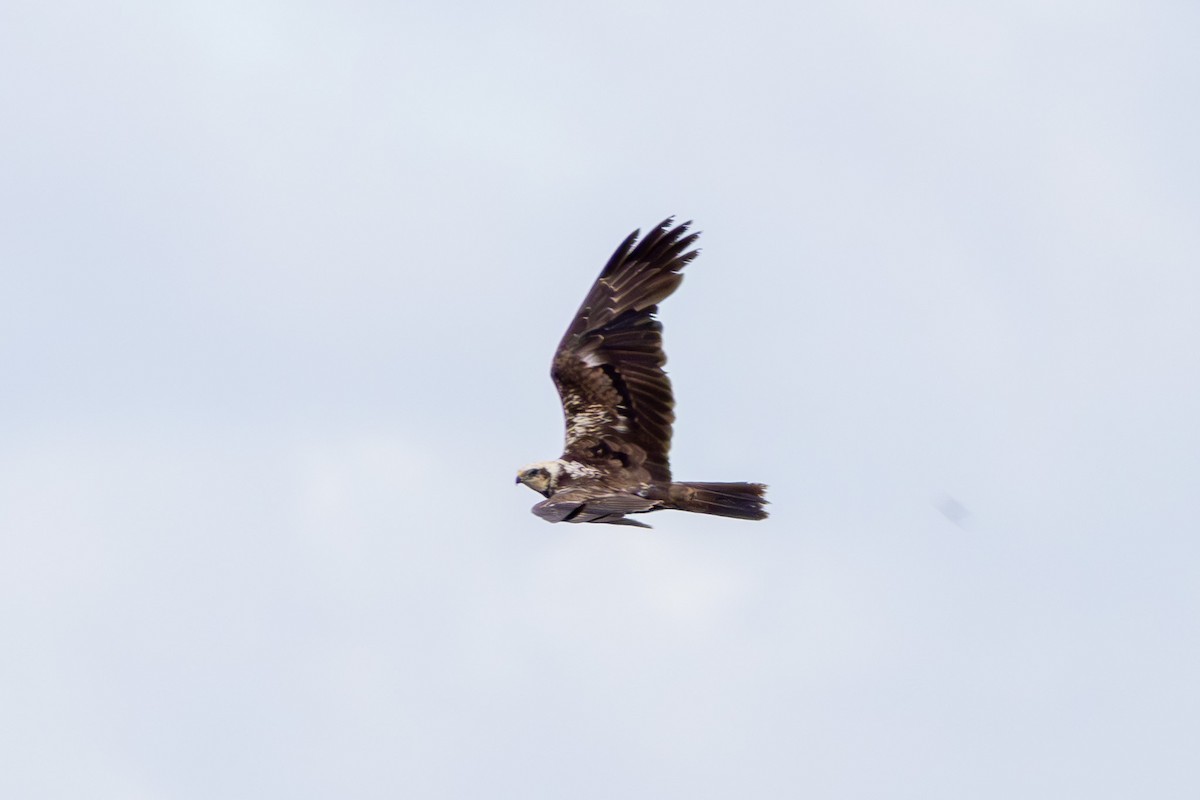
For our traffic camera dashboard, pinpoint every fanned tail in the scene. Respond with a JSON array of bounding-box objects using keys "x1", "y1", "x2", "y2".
[{"x1": 668, "y1": 482, "x2": 769, "y2": 520}]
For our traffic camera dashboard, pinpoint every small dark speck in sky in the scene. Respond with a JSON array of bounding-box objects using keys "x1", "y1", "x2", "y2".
[{"x1": 935, "y1": 494, "x2": 972, "y2": 528}]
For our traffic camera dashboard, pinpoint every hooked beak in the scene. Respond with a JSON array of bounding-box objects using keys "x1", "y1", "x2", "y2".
[{"x1": 514, "y1": 475, "x2": 522, "y2": 485}]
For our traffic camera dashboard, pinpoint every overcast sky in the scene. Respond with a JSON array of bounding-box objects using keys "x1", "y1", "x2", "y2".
[{"x1": 2, "y1": 1, "x2": 1198, "y2": 798}]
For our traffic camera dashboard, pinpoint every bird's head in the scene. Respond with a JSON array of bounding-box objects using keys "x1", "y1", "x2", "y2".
[{"x1": 515, "y1": 461, "x2": 561, "y2": 496}]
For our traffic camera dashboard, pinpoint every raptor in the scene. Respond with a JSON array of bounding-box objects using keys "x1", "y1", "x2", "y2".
[{"x1": 516, "y1": 218, "x2": 768, "y2": 528}]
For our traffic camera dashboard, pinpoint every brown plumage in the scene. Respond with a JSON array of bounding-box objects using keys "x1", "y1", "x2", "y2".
[{"x1": 515, "y1": 218, "x2": 767, "y2": 528}]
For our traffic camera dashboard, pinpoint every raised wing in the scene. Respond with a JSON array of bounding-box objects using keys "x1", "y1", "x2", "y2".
[{"x1": 551, "y1": 218, "x2": 699, "y2": 482}]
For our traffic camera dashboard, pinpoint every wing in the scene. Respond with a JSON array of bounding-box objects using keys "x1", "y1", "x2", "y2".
[
  {"x1": 551, "y1": 217, "x2": 699, "y2": 483},
  {"x1": 532, "y1": 489, "x2": 658, "y2": 526}
]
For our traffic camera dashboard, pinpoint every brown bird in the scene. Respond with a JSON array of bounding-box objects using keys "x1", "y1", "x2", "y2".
[{"x1": 515, "y1": 218, "x2": 768, "y2": 528}]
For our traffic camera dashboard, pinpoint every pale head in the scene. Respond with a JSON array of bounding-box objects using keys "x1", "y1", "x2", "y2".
[{"x1": 515, "y1": 460, "x2": 563, "y2": 496}]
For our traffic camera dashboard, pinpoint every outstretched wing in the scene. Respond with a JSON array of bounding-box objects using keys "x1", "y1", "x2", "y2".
[{"x1": 551, "y1": 217, "x2": 699, "y2": 483}]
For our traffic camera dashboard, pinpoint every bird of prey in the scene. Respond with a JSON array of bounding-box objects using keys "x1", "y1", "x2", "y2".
[{"x1": 515, "y1": 218, "x2": 768, "y2": 529}]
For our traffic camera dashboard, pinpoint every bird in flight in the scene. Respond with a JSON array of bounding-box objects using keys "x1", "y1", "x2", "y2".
[{"x1": 515, "y1": 218, "x2": 768, "y2": 528}]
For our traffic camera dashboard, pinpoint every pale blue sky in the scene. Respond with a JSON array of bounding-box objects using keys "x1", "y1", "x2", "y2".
[{"x1": 2, "y1": 1, "x2": 1198, "y2": 798}]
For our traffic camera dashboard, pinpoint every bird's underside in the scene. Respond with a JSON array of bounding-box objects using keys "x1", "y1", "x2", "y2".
[
  {"x1": 528, "y1": 477, "x2": 768, "y2": 529},
  {"x1": 515, "y1": 218, "x2": 767, "y2": 529}
]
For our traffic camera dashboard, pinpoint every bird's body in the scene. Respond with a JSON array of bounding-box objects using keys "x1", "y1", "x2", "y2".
[{"x1": 516, "y1": 218, "x2": 767, "y2": 528}]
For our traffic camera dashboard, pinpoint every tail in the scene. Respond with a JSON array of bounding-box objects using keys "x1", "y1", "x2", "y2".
[{"x1": 668, "y1": 482, "x2": 769, "y2": 521}]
